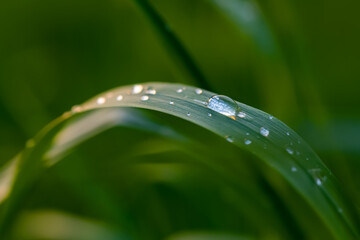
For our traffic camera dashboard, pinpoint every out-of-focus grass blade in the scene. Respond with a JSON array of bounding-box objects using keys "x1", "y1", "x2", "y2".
[
  {"x1": 0, "y1": 83, "x2": 358, "y2": 239},
  {"x1": 13, "y1": 210, "x2": 129, "y2": 240},
  {"x1": 133, "y1": 0, "x2": 212, "y2": 90},
  {"x1": 165, "y1": 231, "x2": 251, "y2": 240}
]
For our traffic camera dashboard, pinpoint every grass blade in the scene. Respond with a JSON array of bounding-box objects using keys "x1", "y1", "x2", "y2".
[
  {"x1": 133, "y1": 0, "x2": 212, "y2": 90},
  {"x1": 0, "y1": 83, "x2": 358, "y2": 239}
]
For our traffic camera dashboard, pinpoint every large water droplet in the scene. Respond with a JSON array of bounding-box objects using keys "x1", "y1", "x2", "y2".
[
  {"x1": 207, "y1": 95, "x2": 239, "y2": 119},
  {"x1": 260, "y1": 127, "x2": 269, "y2": 137},
  {"x1": 195, "y1": 88, "x2": 203, "y2": 94},
  {"x1": 97, "y1": 97, "x2": 106, "y2": 105},
  {"x1": 140, "y1": 95, "x2": 149, "y2": 101},
  {"x1": 132, "y1": 85, "x2": 143, "y2": 94}
]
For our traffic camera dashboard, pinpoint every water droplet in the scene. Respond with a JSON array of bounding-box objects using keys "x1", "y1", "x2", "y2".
[
  {"x1": 71, "y1": 105, "x2": 82, "y2": 113},
  {"x1": 186, "y1": 112, "x2": 191, "y2": 116},
  {"x1": 116, "y1": 95, "x2": 123, "y2": 101},
  {"x1": 132, "y1": 85, "x2": 143, "y2": 94},
  {"x1": 169, "y1": 101, "x2": 174, "y2": 105},
  {"x1": 291, "y1": 166, "x2": 297, "y2": 172},
  {"x1": 226, "y1": 136, "x2": 234, "y2": 142},
  {"x1": 140, "y1": 95, "x2": 149, "y2": 101},
  {"x1": 208, "y1": 113, "x2": 212, "y2": 117},
  {"x1": 305, "y1": 157, "x2": 309, "y2": 161},
  {"x1": 286, "y1": 147, "x2": 294, "y2": 155},
  {"x1": 176, "y1": 88, "x2": 183, "y2": 93},
  {"x1": 237, "y1": 112, "x2": 246, "y2": 118},
  {"x1": 316, "y1": 179, "x2": 322, "y2": 186},
  {"x1": 145, "y1": 87, "x2": 156, "y2": 95},
  {"x1": 97, "y1": 97, "x2": 106, "y2": 105},
  {"x1": 26, "y1": 139, "x2": 35, "y2": 148},
  {"x1": 338, "y1": 208, "x2": 343, "y2": 213},
  {"x1": 246, "y1": 132, "x2": 250, "y2": 136},
  {"x1": 195, "y1": 88, "x2": 203, "y2": 94},
  {"x1": 269, "y1": 115, "x2": 274, "y2": 120},
  {"x1": 286, "y1": 132, "x2": 290, "y2": 136},
  {"x1": 244, "y1": 139, "x2": 252, "y2": 145},
  {"x1": 207, "y1": 95, "x2": 239, "y2": 119},
  {"x1": 260, "y1": 127, "x2": 269, "y2": 137}
]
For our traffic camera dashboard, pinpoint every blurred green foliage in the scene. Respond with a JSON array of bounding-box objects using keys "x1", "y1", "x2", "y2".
[{"x1": 0, "y1": 0, "x2": 360, "y2": 239}]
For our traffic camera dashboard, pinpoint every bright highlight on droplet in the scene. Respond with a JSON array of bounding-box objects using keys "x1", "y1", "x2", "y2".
[
  {"x1": 97, "y1": 97, "x2": 106, "y2": 105},
  {"x1": 116, "y1": 95, "x2": 123, "y2": 101},
  {"x1": 186, "y1": 112, "x2": 191, "y2": 116},
  {"x1": 169, "y1": 101, "x2": 174, "y2": 105},
  {"x1": 207, "y1": 95, "x2": 239, "y2": 119},
  {"x1": 291, "y1": 166, "x2": 297, "y2": 172},
  {"x1": 260, "y1": 127, "x2": 269, "y2": 137},
  {"x1": 208, "y1": 113, "x2": 212, "y2": 117},
  {"x1": 176, "y1": 88, "x2": 183, "y2": 93},
  {"x1": 132, "y1": 85, "x2": 143, "y2": 94},
  {"x1": 195, "y1": 88, "x2": 203, "y2": 94},
  {"x1": 226, "y1": 136, "x2": 234, "y2": 142},
  {"x1": 316, "y1": 179, "x2": 322, "y2": 186},
  {"x1": 140, "y1": 95, "x2": 149, "y2": 101}
]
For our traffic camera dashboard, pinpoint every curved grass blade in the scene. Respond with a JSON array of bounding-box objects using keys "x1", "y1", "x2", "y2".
[
  {"x1": 0, "y1": 83, "x2": 358, "y2": 239},
  {"x1": 133, "y1": 0, "x2": 212, "y2": 91}
]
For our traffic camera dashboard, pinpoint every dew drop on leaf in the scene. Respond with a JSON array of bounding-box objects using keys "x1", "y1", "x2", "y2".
[
  {"x1": 207, "y1": 95, "x2": 239, "y2": 119},
  {"x1": 169, "y1": 101, "x2": 174, "y2": 105},
  {"x1": 195, "y1": 88, "x2": 203, "y2": 94},
  {"x1": 208, "y1": 113, "x2": 212, "y2": 117},
  {"x1": 132, "y1": 84, "x2": 143, "y2": 94},
  {"x1": 97, "y1": 97, "x2": 106, "y2": 105},
  {"x1": 226, "y1": 136, "x2": 234, "y2": 142},
  {"x1": 116, "y1": 95, "x2": 123, "y2": 101},
  {"x1": 145, "y1": 87, "x2": 156, "y2": 95},
  {"x1": 286, "y1": 147, "x2": 294, "y2": 155},
  {"x1": 186, "y1": 112, "x2": 191, "y2": 116},
  {"x1": 237, "y1": 112, "x2": 246, "y2": 118},
  {"x1": 260, "y1": 127, "x2": 270, "y2": 137},
  {"x1": 140, "y1": 95, "x2": 149, "y2": 101},
  {"x1": 291, "y1": 166, "x2": 297, "y2": 172},
  {"x1": 176, "y1": 88, "x2": 183, "y2": 93},
  {"x1": 244, "y1": 139, "x2": 252, "y2": 145}
]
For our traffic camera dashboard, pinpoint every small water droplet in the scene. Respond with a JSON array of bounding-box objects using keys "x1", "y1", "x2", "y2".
[
  {"x1": 291, "y1": 166, "x2": 297, "y2": 172},
  {"x1": 208, "y1": 113, "x2": 212, "y2": 117},
  {"x1": 305, "y1": 157, "x2": 309, "y2": 161},
  {"x1": 246, "y1": 132, "x2": 250, "y2": 136},
  {"x1": 71, "y1": 105, "x2": 82, "y2": 113},
  {"x1": 207, "y1": 95, "x2": 239, "y2": 119},
  {"x1": 286, "y1": 132, "x2": 290, "y2": 136},
  {"x1": 116, "y1": 95, "x2": 123, "y2": 101},
  {"x1": 145, "y1": 87, "x2": 156, "y2": 95},
  {"x1": 176, "y1": 88, "x2": 183, "y2": 93},
  {"x1": 195, "y1": 88, "x2": 203, "y2": 94},
  {"x1": 226, "y1": 136, "x2": 234, "y2": 142},
  {"x1": 140, "y1": 95, "x2": 149, "y2": 101},
  {"x1": 286, "y1": 147, "x2": 294, "y2": 155},
  {"x1": 269, "y1": 115, "x2": 274, "y2": 120},
  {"x1": 338, "y1": 208, "x2": 343, "y2": 213},
  {"x1": 132, "y1": 85, "x2": 143, "y2": 94},
  {"x1": 186, "y1": 112, "x2": 191, "y2": 116},
  {"x1": 244, "y1": 139, "x2": 252, "y2": 145},
  {"x1": 237, "y1": 112, "x2": 246, "y2": 118},
  {"x1": 316, "y1": 179, "x2": 322, "y2": 186},
  {"x1": 260, "y1": 127, "x2": 270, "y2": 137},
  {"x1": 169, "y1": 101, "x2": 174, "y2": 105},
  {"x1": 97, "y1": 97, "x2": 106, "y2": 105}
]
